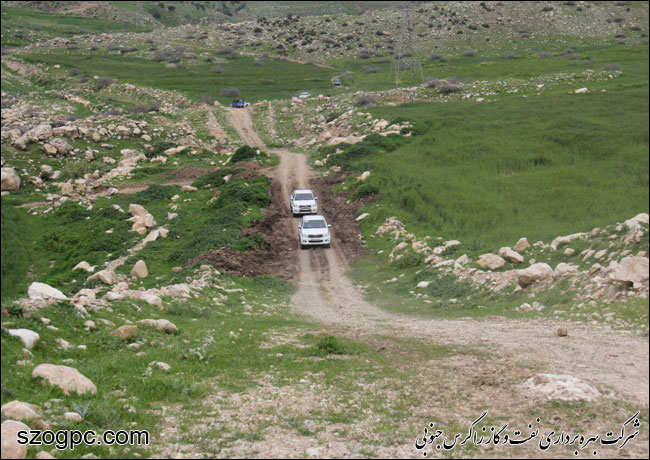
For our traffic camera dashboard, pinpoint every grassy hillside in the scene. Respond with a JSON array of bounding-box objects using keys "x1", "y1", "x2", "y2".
[
  {"x1": 335, "y1": 46, "x2": 649, "y2": 248},
  {"x1": 18, "y1": 51, "x2": 338, "y2": 103},
  {"x1": 1, "y1": 6, "x2": 151, "y2": 46}
]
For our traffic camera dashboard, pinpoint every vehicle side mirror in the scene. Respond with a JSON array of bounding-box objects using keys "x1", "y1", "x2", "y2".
[
  {"x1": 328, "y1": 224, "x2": 332, "y2": 228},
  {"x1": 315, "y1": 197, "x2": 318, "y2": 200}
]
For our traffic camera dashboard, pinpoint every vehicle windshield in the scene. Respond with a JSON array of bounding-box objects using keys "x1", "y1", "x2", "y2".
[
  {"x1": 295, "y1": 193, "x2": 314, "y2": 201},
  {"x1": 303, "y1": 219, "x2": 326, "y2": 229}
]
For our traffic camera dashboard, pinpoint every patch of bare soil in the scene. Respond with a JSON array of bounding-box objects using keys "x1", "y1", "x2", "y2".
[{"x1": 186, "y1": 181, "x2": 299, "y2": 280}]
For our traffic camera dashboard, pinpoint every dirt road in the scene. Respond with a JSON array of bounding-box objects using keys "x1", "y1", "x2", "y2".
[{"x1": 225, "y1": 108, "x2": 650, "y2": 409}]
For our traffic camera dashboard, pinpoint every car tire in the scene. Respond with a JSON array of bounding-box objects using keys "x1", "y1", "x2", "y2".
[{"x1": 323, "y1": 243, "x2": 331, "y2": 249}]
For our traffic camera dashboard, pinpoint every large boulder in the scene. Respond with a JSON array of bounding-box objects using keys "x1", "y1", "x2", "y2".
[
  {"x1": 7, "y1": 329, "x2": 40, "y2": 349},
  {"x1": 32, "y1": 364, "x2": 97, "y2": 396},
  {"x1": 513, "y1": 237, "x2": 530, "y2": 252},
  {"x1": 130, "y1": 260, "x2": 148, "y2": 279},
  {"x1": 477, "y1": 253, "x2": 506, "y2": 270},
  {"x1": 1, "y1": 401, "x2": 41, "y2": 422},
  {"x1": 611, "y1": 256, "x2": 649, "y2": 285},
  {"x1": 1, "y1": 420, "x2": 30, "y2": 459},
  {"x1": 27, "y1": 282, "x2": 68, "y2": 302},
  {"x1": 517, "y1": 263, "x2": 553, "y2": 287},
  {"x1": 88, "y1": 269, "x2": 118, "y2": 285},
  {"x1": 1, "y1": 167, "x2": 21, "y2": 191}
]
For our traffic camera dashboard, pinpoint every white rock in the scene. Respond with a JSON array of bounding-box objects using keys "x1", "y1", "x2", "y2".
[
  {"x1": 7, "y1": 329, "x2": 40, "y2": 349},
  {"x1": 1, "y1": 167, "x2": 21, "y2": 191},
  {"x1": 611, "y1": 256, "x2": 649, "y2": 284},
  {"x1": 498, "y1": 247, "x2": 524, "y2": 264},
  {"x1": 1, "y1": 401, "x2": 40, "y2": 422},
  {"x1": 522, "y1": 374, "x2": 600, "y2": 401},
  {"x1": 32, "y1": 364, "x2": 97, "y2": 396},
  {"x1": 1, "y1": 420, "x2": 30, "y2": 459},
  {"x1": 517, "y1": 263, "x2": 553, "y2": 287},
  {"x1": 477, "y1": 253, "x2": 506, "y2": 270},
  {"x1": 513, "y1": 237, "x2": 530, "y2": 252},
  {"x1": 73, "y1": 261, "x2": 95, "y2": 273},
  {"x1": 130, "y1": 260, "x2": 148, "y2": 279},
  {"x1": 27, "y1": 282, "x2": 68, "y2": 301}
]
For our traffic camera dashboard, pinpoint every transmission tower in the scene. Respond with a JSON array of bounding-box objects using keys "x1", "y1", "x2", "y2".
[{"x1": 390, "y1": 4, "x2": 424, "y2": 86}]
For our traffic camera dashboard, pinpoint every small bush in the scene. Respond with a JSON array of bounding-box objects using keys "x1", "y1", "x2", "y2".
[
  {"x1": 393, "y1": 251, "x2": 425, "y2": 269},
  {"x1": 217, "y1": 47, "x2": 237, "y2": 57},
  {"x1": 356, "y1": 94, "x2": 376, "y2": 107},
  {"x1": 231, "y1": 145, "x2": 262, "y2": 163},
  {"x1": 135, "y1": 184, "x2": 180, "y2": 202},
  {"x1": 315, "y1": 335, "x2": 347, "y2": 356},
  {"x1": 129, "y1": 103, "x2": 160, "y2": 114},
  {"x1": 351, "y1": 183, "x2": 379, "y2": 201},
  {"x1": 95, "y1": 77, "x2": 115, "y2": 90},
  {"x1": 438, "y1": 82, "x2": 460, "y2": 93},
  {"x1": 220, "y1": 87, "x2": 241, "y2": 98},
  {"x1": 198, "y1": 95, "x2": 216, "y2": 105}
]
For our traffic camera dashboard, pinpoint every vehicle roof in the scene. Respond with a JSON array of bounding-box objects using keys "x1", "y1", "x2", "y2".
[
  {"x1": 293, "y1": 189, "x2": 314, "y2": 194},
  {"x1": 302, "y1": 214, "x2": 326, "y2": 221}
]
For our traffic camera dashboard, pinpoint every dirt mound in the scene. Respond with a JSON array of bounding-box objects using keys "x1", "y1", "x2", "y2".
[{"x1": 187, "y1": 181, "x2": 299, "y2": 280}]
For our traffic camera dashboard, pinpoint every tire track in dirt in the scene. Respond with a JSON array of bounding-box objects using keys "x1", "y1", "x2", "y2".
[{"x1": 227, "y1": 108, "x2": 650, "y2": 407}]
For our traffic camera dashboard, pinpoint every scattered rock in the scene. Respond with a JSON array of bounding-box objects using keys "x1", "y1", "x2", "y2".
[
  {"x1": 517, "y1": 263, "x2": 553, "y2": 287},
  {"x1": 137, "y1": 318, "x2": 178, "y2": 333},
  {"x1": 7, "y1": 329, "x2": 40, "y2": 349},
  {"x1": 477, "y1": 253, "x2": 506, "y2": 270},
  {"x1": 130, "y1": 260, "x2": 148, "y2": 279},
  {"x1": 556, "y1": 327, "x2": 568, "y2": 337},
  {"x1": 32, "y1": 364, "x2": 97, "y2": 396},
  {"x1": 513, "y1": 237, "x2": 530, "y2": 252}
]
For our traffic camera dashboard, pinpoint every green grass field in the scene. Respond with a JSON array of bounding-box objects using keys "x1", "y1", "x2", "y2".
[
  {"x1": 331, "y1": 43, "x2": 649, "y2": 248},
  {"x1": 1, "y1": 6, "x2": 151, "y2": 47}
]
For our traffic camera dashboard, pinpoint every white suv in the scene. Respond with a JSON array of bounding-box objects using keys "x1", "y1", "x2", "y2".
[
  {"x1": 290, "y1": 189, "x2": 317, "y2": 216},
  {"x1": 298, "y1": 215, "x2": 331, "y2": 249}
]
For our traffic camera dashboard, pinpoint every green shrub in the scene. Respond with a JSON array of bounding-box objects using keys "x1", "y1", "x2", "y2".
[
  {"x1": 231, "y1": 145, "x2": 265, "y2": 163},
  {"x1": 315, "y1": 335, "x2": 346, "y2": 356},
  {"x1": 350, "y1": 183, "x2": 379, "y2": 201},
  {"x1": 135, "y1": 184, "x2": 180, "y2": 202}
]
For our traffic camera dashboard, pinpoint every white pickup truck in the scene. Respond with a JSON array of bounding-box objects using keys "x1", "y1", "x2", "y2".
[
  {"x1": 298, "y1": 215, "x2": 331, "y2": 249},
  {"x1": 290, "y1": 189, "x2": 318, "y2": 216}
]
